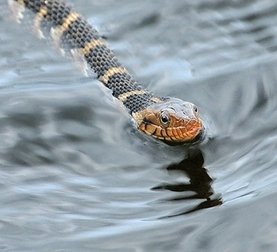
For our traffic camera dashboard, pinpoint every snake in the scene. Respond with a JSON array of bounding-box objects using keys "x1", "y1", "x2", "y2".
[{"x1": 8, "y1": 0, "x2": 205, "y2": 144}]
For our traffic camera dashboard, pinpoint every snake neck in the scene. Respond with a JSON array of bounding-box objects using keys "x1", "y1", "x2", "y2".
[{"x1": 9, "y1": 0, "x2": 163, "y2": 114}]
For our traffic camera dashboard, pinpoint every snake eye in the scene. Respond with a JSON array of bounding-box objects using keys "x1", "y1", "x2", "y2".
[
  {"x1": 193, "y1": 106, "x2": 198, "y2": 113},
  {"x1": 160, "y1": 111, "x2": 170, "y2": 126}
]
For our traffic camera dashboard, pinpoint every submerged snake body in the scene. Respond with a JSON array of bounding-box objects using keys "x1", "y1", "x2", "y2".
[{"x1": 9, "y1": 0, "x2": 204, "y2": 144}]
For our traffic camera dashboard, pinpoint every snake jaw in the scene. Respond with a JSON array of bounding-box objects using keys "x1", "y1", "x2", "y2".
[{"x1": 133, "y1": 98, "x2": 205, "y2": 144}]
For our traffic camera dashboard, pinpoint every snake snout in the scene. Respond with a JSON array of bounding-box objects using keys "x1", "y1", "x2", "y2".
[
  {"x1": 193, "y1": 126, "x2": 206, "y2": 142},
  {"x1": 181, "y1": 118, "x2": 204, "y2": 140}
]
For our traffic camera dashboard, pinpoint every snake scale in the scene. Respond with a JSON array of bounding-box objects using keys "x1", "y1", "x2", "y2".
[{"x1": 8, "y1": 0, "x2": 205, "y2": 144}]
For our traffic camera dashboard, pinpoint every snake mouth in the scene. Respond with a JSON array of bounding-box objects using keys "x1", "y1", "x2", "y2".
[
  {"x1": 187, "y1": 126, "x2": 206, "y2": 143},
  {"x1": 138, "y1": 119, "x2": 205, "y2": 145},
  {"x1": 171, "y1": 118, "x2": 204, "y2": 143},
  {"x1": 161, "y1": 126, "x2": 205, "y2": 146},
  {"x1": 173, "y1": 124, "x2": 205, "y2": 144}
]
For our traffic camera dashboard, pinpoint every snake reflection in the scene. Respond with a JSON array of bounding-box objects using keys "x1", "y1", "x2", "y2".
[{"x1": 152, "y1": 149, "x2": 222, "y2": 217}]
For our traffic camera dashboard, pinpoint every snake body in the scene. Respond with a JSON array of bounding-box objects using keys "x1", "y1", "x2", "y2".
[{"x1": 8, "y1": 0, "x2": 205, "y2": 144}]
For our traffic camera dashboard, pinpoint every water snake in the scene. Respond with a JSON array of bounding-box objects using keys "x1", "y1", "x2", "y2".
[{"x1": 8, "y1": 0, "x2": 205, "y2": 144}]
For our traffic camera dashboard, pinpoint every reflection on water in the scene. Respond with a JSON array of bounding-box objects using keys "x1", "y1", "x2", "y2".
[{"x1": 153, "y1": 149, "x2": 222, "y2": 217}]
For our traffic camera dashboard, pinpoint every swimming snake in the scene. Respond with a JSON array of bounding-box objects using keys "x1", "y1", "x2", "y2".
[{"x1": 8, "y1": 0, "x2": 205, "y2": 144}]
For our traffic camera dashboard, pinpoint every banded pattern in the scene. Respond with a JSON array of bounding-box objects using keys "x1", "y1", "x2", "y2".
[
  {"x1": 9, "y1": 0, "x2": 157, "y2": 114},
  {"x1": 8, "y1": 0, "x2": 204, "y2": 144}
]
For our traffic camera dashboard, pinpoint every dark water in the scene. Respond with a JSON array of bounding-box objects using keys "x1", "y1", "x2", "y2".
[{"x1": 1, "y1": 0, "x2": 277, "y2": 251}]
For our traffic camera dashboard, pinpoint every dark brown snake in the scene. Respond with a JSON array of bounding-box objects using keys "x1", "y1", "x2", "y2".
[{"x1": 8, "y1": 0, "x2": 205, "y2": 144}]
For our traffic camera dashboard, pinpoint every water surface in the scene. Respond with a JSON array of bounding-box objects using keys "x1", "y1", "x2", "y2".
[{"x1": 0, "y1": 0, "x2": 277, "y2": 251}]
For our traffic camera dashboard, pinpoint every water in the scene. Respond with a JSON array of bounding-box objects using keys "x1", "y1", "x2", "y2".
[{"x1": 0, "y1": 0, "x2": 277, "y2": 251}]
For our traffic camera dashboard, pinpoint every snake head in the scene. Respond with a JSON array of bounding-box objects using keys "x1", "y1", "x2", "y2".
[{"x1": 133, "y1": 98, "x2": 205, "y2": 144}]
